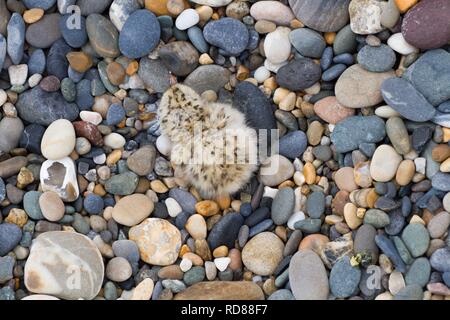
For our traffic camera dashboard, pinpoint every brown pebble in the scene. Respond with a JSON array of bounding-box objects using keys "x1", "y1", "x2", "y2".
[
  {"x1": 228, "y1": 248, "x2": 242, "y2": 271},
  {"x1": 23, "y1": 8, "x2": 44, "y2": 24},
  {"x1": 39, "y1": 191, "x2": 65, "y2": 222},
  {"x1": 432, "y1": 144, "x2": 450, "y2": 162},
  {"x1": 66, "y1": 52, "x2": 93, "y2": 73},
  {"x1": 158, "y1": 265, "x2": 184, "y2": 280},
  {"x1": 73, "y1": 121, "x2": 104, "y2": 146},
  {"x1": 106, "y1": 62, "x2": 126, "y2": 86},
  {"x1": 195, "y1": 200, "x2": 220, "y2": 217}
]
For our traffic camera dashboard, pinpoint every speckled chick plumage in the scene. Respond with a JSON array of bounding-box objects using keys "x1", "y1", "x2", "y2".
[{"x1": 158, "y1": 84, "x2": 258, "y2": 199}]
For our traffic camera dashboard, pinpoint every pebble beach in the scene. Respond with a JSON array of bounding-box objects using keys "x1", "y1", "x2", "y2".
[{"x1": 0, "y1": 0, "x2": 450, "y2": 301}]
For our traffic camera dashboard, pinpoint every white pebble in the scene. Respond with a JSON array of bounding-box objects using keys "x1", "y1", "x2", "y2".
[
  {"x1": 263, "y1": 186, "x2": 278, "y2": 198},
  {"x1": 387, "y1": 33, "x2": 419, "y2": 55},
  {"x1": 80, "y1": 111, "x2": 103, "y2": 125},
  {"x1": 28, "y1": 74, "x2": 42, "y2": 87},
  {"x1": 175, "y1": 8, "x2": 200, "y2": 30},
  {"x1": 166, "y1": 197, "x2": 183, "y2": 217},
  {"x1": 156, "y1": 134, "x2": 172, "y2": 156},
  {"x1": 8, "y1": 64, "x2": 28, "y2": 86},
  {"x1": 104, "y1": 133, "x2": 126, "y2": 149},
  {"x1": 375, "y1": 105, "x2": 401, "y2": 118},
  {"x1": 414, "y1": 157, "x2": 426, "y2": 175},
  {"x1": 0, "y1": 89, "x2": 6, "y2": 106},
  {"x1": 287, "y1": 211, "x2": 305, "y2": 230},
  {"x1": 264, "y1": 27, "x2": 291, "y2": 64},
  {"x1": 254, "y1": 66, "x2": 271, "y2": 83},
  {"x1": 180, "y1": 258, "x2": 193, "y2": 272},
  {"x1": 293, "y1": 171, "x2": 305, "y2": 186},
  {"x1": 93, "y1": 153, "x2": 106, "y2": 165},
  {"x1": 321, "y1": 136, "x2": 331, "y2": 146},
  {"x1": 214, "y1": 257, "x2": 231, "y2": 272}
]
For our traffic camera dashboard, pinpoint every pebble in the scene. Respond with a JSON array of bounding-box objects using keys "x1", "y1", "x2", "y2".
[
  {"x1": 24, "y1": 231, "x2": 103, "y2": 300},
  {"x1": 431, "y1": 172, "x2": 450, "y2": 192},
  {"x1": 364, "y1": 209, "x2": 390, "y2": 228},
  {"x1": 329, "y1": 256, "x2": 361, "y2": 298},
  {"x1": 16, "y1": 87, "x2": 78, "y2": 126},
  {"x1": 39, "y1": 191, "x2": 65, "y2": 222},
  {"x1": 403, "y1": 49, "x2": 450, "y2": 106},
  {"x1": 349, "y1": 0, "x2": 385, "y2": 35},
  {"x1": 430, "y1": 247, "x2": 450, "y2": 272},
  {"x1": 357, "y1": 44, "x2": 396, "y2": 72},
  {"x1": 306, "y1": 191, "x2": 325, "y2": 219},
  {"x1": 40, "y1": 157, "x2": 79, "y2": 202},
  {"x1": 289, "y1": 28, "x2": 326, "y2": 58},
  {"x1": 289, "y1": 249, "x2": 329, "y2": 300},
  {"x1": 86, "y1": 14, "x2": 120, "y2": 58},
  {"x1": 119, "y1": 10, "x2": 160, "y2": 59},
  {"x1": 138, "y1": 58, "x2": 170, "y2": 92},
  {"x1": 0, "y1": 223, "x2": 22, "y2": 256},
  {"x1": 174, "y1": 281, "x2": 264, "y2": 300},
  {"x1": 9, "y1": 64, "x2": 28, "y2": 86},
  {"x1": 127, "y1": 146, "x2": 156, "y2": 176},
  {"x1": 401, "y1": 0, "x2": 450, "y2": 50},
  {"x1": 314, "y1": 96, "x2": 355, "y2": 124},
  {"x1": 271, "y1": 187, "x2": 295, "y2": 225},
  {"x1": 427, "y1": 212, "x2": 450, "y2": 239},
  {"x1": 335, "y1": 64, "x2": 395, "y2": 108},
  {"x1": 264, "y1": 27, "x2": 291, "y2": 64},
  {"x1": 259, "y1": 154, "x2": 295, "y2": 187},
  {"x1": 159, "y1": 41, "x2": 199, "y2": 77},
  {"x1": 242, "y1": 232, "x2": 284, "y2": 276},
  {"x1": 370, "y1": 145, "x2": 402, "y2": 182},
  {"x1": 278, "y1": 131, "x2": 307, "y2": 159},
  {"x1": 129, "y1": 218, "x2": 181, "y2": 266},
  {"x1": 25, "y1": 13, "x2": 61, "y2": 49},
  {"x1": 106, "y1": 257, "x2": 132, "y2": 282},
  {"x1": 276, "y1": 58, "x2": 322, "y2": 91},
  {"x1": 334, "y1": 24, "x2": 357, "y2": 55},
  {"x1": 250, "y1": 1, "x2": 295, "y2": 26},
  {"x1": 289, "y1": 0, "x2": 350, "y2": 32},
  {"x1": 203, "y1": 18, "x2": 249, "y2": 56},
  {"x1": 40, "y1": 119, "x2": 76, "y2": 160},
  {"x1": 112, "y1": 194, "x2": 154, "y2": 227},
  {"x1": 7, "y1": 13, "x2": 25, "y2": 65},
  {"x1": 176, "y1": 9, "x2": 199, "y2": 30},
  {"x1": 381, "y1": 77, "x2": 436, "y2": 122},
  {"x1": 131, "y1": 278, "x2": 154, "y2": 300},
  {"x1": 387, "y1": 33, "x2": 418, "y2": 55},
  {"x1": 0, "y1": 117, "x2": 24, "y2": 153},
  {"x1": 184, "y1": 64, "x2": 230, "y2": 93},
  {"x1": 104, "y1": 171, "x2": 138, "y2": 196},
  {"x1": 207, "y1": 212, "x2": 243, "y2": 249},
  {"x1": 0, "y1": 256, "x2": 15, "y2": 284},
  {"x1": 405, "y1": 257, "x2": 431, "y2": 287},
  {"x1": 394, "y1": 284, "x2": 424, "y2": 300},
  {"x1": 331, "y1": 116, "x2": 386, "y2": 153},
  {"x1": 83, "y1": 194, "x2": 104, "y2": 215},
  {"x1": 402, "y1": 223, "x2": 430, "y2": 258}
]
